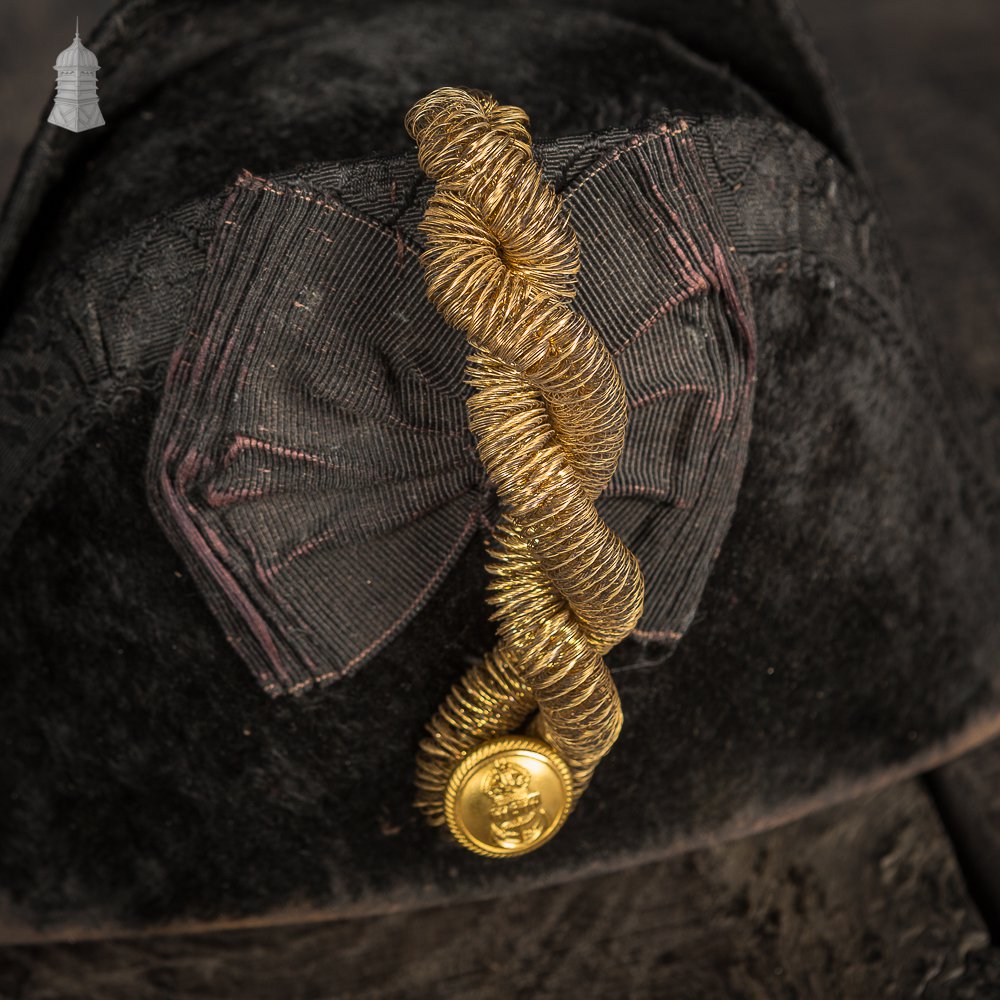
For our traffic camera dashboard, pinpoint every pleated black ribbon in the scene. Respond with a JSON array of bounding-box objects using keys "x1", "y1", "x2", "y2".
[{"x1": 148, "y1": 118, "x2": 756, "y2": 696}]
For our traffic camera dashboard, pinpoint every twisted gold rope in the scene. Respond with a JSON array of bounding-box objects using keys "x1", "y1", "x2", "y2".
[{"x1": 406, "y1": 87, "x2": 644, "y2": 835}]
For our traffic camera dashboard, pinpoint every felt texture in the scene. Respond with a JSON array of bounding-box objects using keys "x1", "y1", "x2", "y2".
[
  {"x1": 0, "y1": 0, "x2": 998, "y2": 940},
  {"x1": 4, "y1": 781, "x2": 1000, "y2": 995},
  {"x1": 0, "y1": 0, "x2": 853, "y2": 312},
  {"x1": 798, "y1": 0, "x2": 1000, "y2": 947}
]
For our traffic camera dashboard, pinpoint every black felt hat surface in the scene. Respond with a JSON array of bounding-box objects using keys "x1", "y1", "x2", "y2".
[{"x1": 0, "y1": 0, "x2": 997, "y2": 944}]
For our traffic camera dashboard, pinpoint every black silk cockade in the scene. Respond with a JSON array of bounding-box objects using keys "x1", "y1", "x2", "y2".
[{"x1": 146, "y1": 116, "x2": 755, "y2": 696}]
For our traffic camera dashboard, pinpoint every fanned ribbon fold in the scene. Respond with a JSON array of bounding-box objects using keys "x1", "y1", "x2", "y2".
[{"x1": 147, "y1": 119, "x2": 756, "y2": 696}]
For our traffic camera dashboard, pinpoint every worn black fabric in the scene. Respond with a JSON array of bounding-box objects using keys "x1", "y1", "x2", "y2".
[
  {"x1": 0, "y1": 0, "x2": 846, "y2": 323},
  {"x1": 146, "y1": 121, "x2": 754, "y2": 695},
  {"x1": 0, "y1": 0, "x2": 998, "y2": 942},
  {"x1": 5, "y1": 782, "x2": 1000, "y2": 994}
]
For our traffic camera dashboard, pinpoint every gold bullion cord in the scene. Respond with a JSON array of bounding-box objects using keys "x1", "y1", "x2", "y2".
[{"x1": 406, "y1": 87, "x2": 645, "y2": 842}]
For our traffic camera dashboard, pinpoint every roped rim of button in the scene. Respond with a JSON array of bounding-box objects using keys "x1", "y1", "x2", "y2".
[{"x1": 443, "y1": 734, "x2": 573, "y2": 858}]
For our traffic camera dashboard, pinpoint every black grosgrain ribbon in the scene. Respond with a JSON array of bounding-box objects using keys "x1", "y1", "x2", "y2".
[{"x1": 147, "y1": 117, "x2": 756, "y2": 696}]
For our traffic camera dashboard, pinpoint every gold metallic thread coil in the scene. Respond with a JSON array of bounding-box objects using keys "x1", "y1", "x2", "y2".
[{"x1": 405, "y1": 88, "x2": 644, "y2": 845}]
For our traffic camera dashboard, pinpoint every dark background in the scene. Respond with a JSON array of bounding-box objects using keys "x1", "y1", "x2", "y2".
[
  {"x1": 2, "y1": 1, "x2": 998, "y2": 220},
  {"x1": 1, "y1": 2, "x2": 998, "y2": 995}
]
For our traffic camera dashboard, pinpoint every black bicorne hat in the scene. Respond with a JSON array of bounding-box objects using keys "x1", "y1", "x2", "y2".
[{"x1": 0, "y1": 0, "x2": 997, "y2": 959}]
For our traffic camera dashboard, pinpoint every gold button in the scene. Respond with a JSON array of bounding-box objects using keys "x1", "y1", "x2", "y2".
[{"x1": 444, "y1": 735, "x2": 573, "y2": 858}]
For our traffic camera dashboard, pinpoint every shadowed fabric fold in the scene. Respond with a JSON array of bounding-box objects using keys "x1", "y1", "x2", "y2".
[{"x1": 146, "y1": 116, "x2": 756, "y2": 696}]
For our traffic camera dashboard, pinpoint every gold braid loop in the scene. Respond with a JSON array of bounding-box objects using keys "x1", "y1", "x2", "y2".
[{"x1": 406, "y1": 88, "x2": 644, "y2": 850}]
